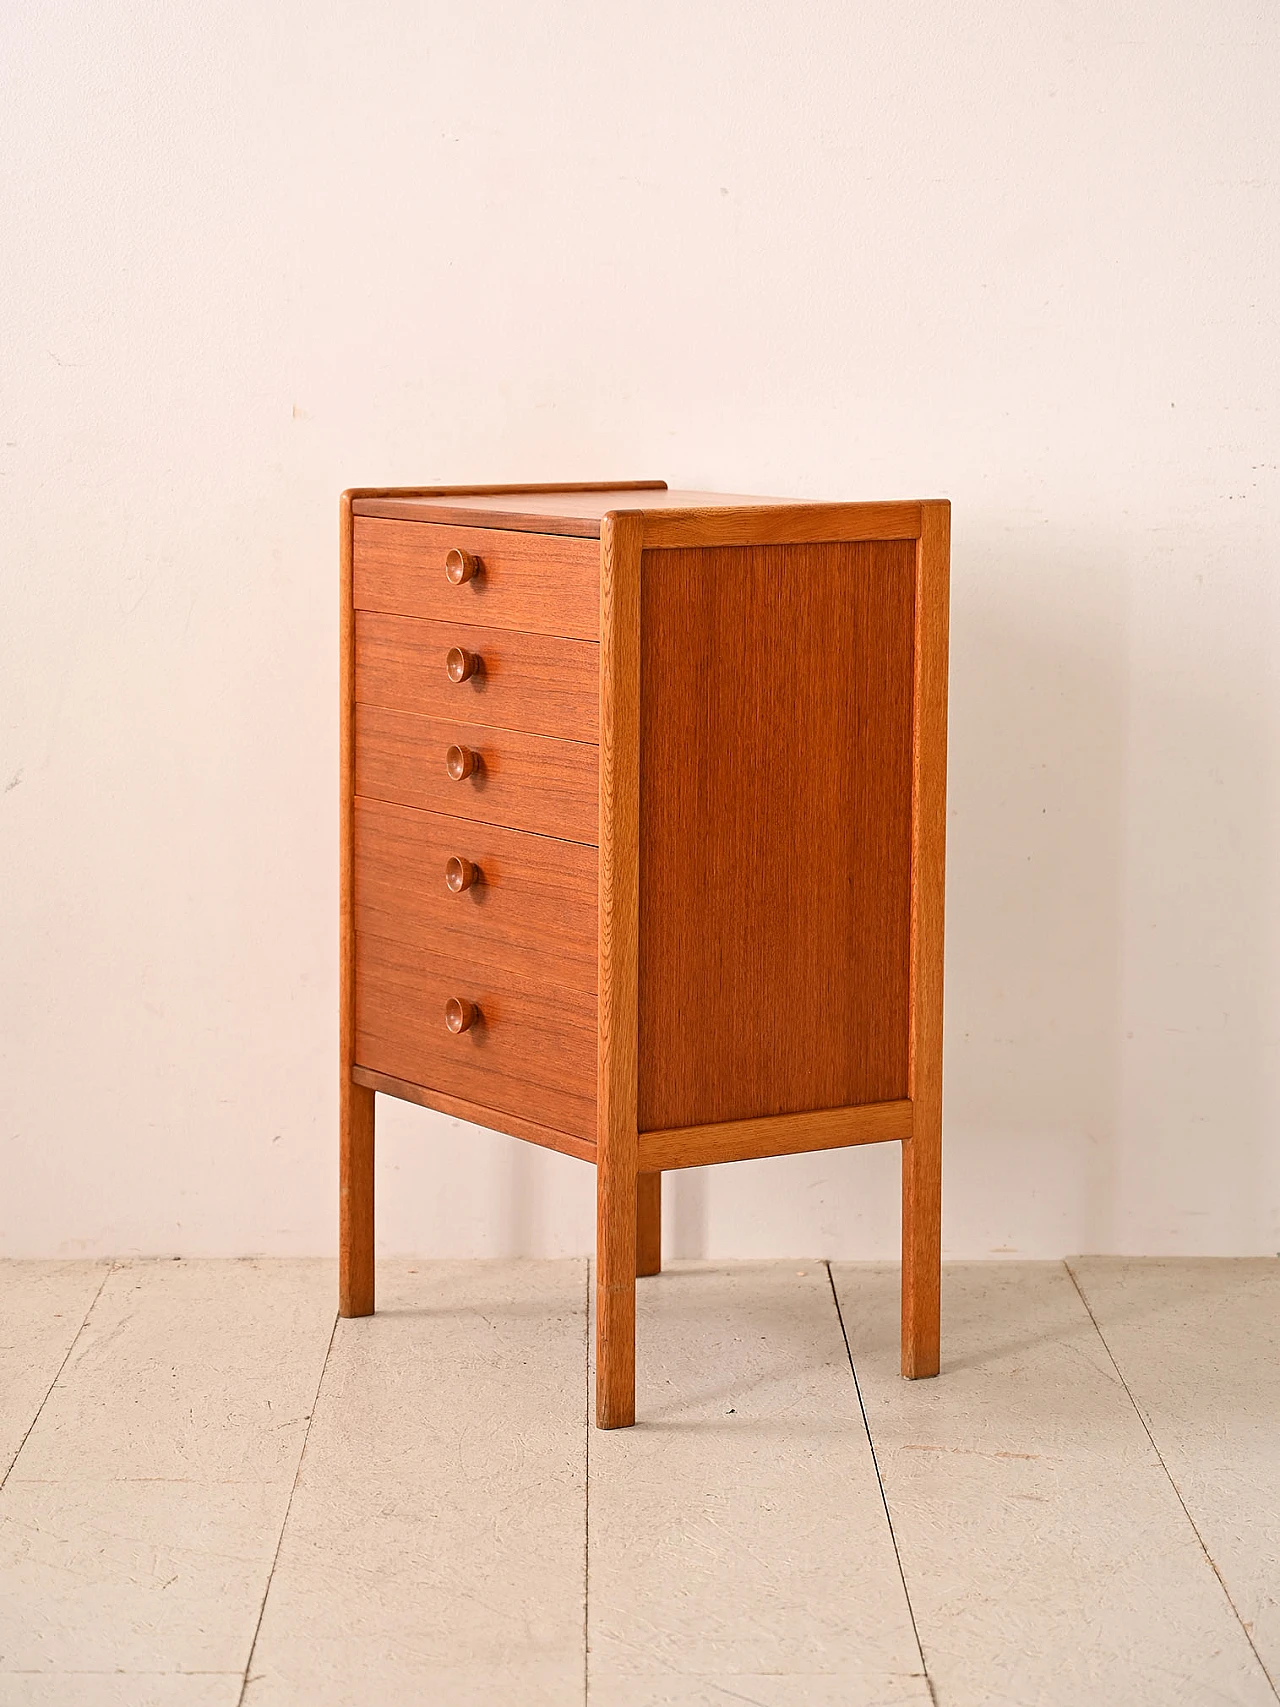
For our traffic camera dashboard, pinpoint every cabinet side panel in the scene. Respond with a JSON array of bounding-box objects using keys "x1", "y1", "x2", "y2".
[{"x1": 637, "y1": 540, "x2": 915, "y2": 1131}]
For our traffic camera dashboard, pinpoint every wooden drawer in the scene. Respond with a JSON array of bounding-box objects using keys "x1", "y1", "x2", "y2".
[
  {"x1": 354, "y1": 799, "x2": 597, "y2": 994},
  {"x1": 355, "y1": 705, "x2": 598, "y2": 845},
  {"x1": 355, "y1": 933, "x2": 597, "y2": 1141},
  {"x1": 355, "y1": 611, "x2": 599, "y2": 743},
  {"x1": 353, "y1": 517, "x2": 599, "y2": 641}
]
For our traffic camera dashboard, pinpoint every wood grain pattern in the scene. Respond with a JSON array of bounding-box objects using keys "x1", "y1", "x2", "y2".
[
  {"x1": 351, "y1": 1066, "x2": 597, "y2": 1164},
  {"x1": 353, "y1": 488, "x2": 771, "y2": 535},
  {"x1": 352, "y1": 491, "x2": 923, "y2": 545},
  {"x1": 637, "y1": 1100, "x2": 914, "y2": 1172},
  {"x1": 636, "y1": 1173, "x2": 661, "y2": 1277},
  {"x1": 353, "y1": 517, "x2": 598, "y2": 639},
  {"x1": 356, "y1": 705, "x2": 598, "y2": 845},
  {"x1": 355, "y1": 611, "x2": 599, "y2": 742},
  {"x1": 337, "y1": 483, "x2": 655, "y2": 1326},
  {"x1": 342, "y1": 482, "x2": 949, "y2": 1410},
  {"x1": 636, "y1": 539, "x2": 916, "y2": 1133},
  {"x1": 339, "y1": 491, "x2": 375, "y2": 1318},
  {"x1": 902, "y1": 501, "x2": 951, "y2": 1379},
  {"x1": 638, "y1": 502, "x2": 923, "y2": 549},
  {"x1": 347, "y1": 480, "x2": 665, "y2": 505},
  {"x1": 355, "y1": 933, "x2": 597, "y2": 1142},
  {"x1": 355, "y1": 799, "x2": 597, "y2": 993},
  {"x1": 596, "y1": 512, "x2": 644, "y2": 1428}
]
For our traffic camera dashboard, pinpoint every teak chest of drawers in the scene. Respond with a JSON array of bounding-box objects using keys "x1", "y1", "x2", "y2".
[{"x1": 339, "y1": 481, "x2": 950, "y2": 1427}]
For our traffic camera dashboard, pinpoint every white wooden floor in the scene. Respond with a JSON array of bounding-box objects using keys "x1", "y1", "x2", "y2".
[{"x1": 1, "y1": 1259, "x2": 1277, "y2": 1706}]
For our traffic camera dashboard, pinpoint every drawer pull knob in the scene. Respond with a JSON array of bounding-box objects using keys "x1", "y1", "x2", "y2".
[
  {"x1": 446, "y1": 646, "x2": 479, "y2": 683},
  {"x1": 446, "y1": 744, "x2": 479, "y2": 780},
  {"x1": 445, "y1": 547, "x2": 478, "y2": 585},
  {"x1": 445, "y1": 856, "x2": 479, "y2": 893},
  {"x1": 444, "y1": 996, "x2": 479, "y2": 1034}
]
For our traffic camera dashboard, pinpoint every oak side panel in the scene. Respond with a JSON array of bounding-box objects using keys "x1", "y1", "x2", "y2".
[
  {"x1": 355, "y1": 706, "x2": 598, "y2": 845},
  {"x1": 596, "y1": 512, "x2": 644, "y2": 1428},
  {"x1": 353, "y1": 517, "x2": 598, "y2": 638},
  {"x1": 902, "y1": 501, "x2": 951, "y2": 1378},
  {"x1": 355, "y1": 799, "x2": 597, "y2": 994},
  {"x1": 355, "y1": 934, "x2": 597, "y2": 1142},
  {"x1": 339, "y1": 492, "x2": 375, "y2": 1317},
  {"x1": 351, "y1": 1067, "x2": 597, "y2": 1164},
  {"x1": 637, "y1": 1099, "x2": 914, "y2": 1172},
  {"x1": 637, "y1": 539, "x2": 916, "y2": 1133}
]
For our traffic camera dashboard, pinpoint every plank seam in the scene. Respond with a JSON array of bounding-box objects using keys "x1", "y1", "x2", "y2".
[
  {"x1": 1064, "y1": 1261, "x2": 1280, "y2": 1703},
  {"x1": 825, "y1": 1263, "x2": 938, "y2": 1707},
  {"x1": 0, "y1": 1260, "x2": 114, "y2": 1490},
  {"x1": 237, "y1": 1309, "x2": 340, "y2": 1707}
]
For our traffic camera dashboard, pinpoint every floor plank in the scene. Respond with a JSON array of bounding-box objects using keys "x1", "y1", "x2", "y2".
[
  {"x1": 1070, "y1": 1257, "x2": 1280, "y2": 1696},
  {"x1": 242, "y1": 1260, "x2": 588, "y2": 1707},
  {"x1": 0, "y1": 1259, "x2": 334, "y2": 1684},
  {"x1": 832, "y1": 1261, "x2": 1276, "y2": 1707},
  {"x1": 0, "y1": 1261, "x2": 109, "y2": 1480},
  {"x1": 587, "y1": 1262, "x2": 931, "y2": 1707}
]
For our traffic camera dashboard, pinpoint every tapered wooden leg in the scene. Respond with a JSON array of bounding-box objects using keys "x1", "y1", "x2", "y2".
[
  {"x1": 901, "y1": 1127, "x2": 940, "y2": 1377},
  {"x1": 339, "y1": 1078, "x2": 375, "y2": 1317},
  {"x1": 636, "y1": 1171, "x2": 662, "y2": 1277},
  {"x1": 596, "y1": 1158, "x2": 637, "y2": 1428}
]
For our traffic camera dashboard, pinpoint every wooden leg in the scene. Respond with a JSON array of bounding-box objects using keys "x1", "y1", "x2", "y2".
[
  {"x1": 596, "y1": 1158, "x2": 637, "y2": 1428},
  {"x1": 636, "y1": 1171, "x2": 662, "y2": 1277},
  {"x1": 339, "y1": 1078, "x2": 375, "y2": 1317},
  {"x1": 901, "y1": 1126, "x2": 940, "y2": 1377}
]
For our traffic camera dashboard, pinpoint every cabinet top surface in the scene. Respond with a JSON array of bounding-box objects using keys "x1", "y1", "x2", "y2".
[{"x1": 347, "y1": 484, "x2": 941, "y2": 539}]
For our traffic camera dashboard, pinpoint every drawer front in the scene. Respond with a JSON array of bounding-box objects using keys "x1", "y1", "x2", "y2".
[
  {"x1": 355, "y1": 933, "x2": 597, "y2": 1141},
  {"x1": 353, "y1": 517, "x2": 599, "y2": 640},
  {"x1": 356, "y1": 611, "x2": 599, "y2": 743},
  {"x1": 356, "y1": 705, "x2": 598, "y2": 845},
  {"x1": 355, "y1": 799, "x2": 597, "y2": 994}
]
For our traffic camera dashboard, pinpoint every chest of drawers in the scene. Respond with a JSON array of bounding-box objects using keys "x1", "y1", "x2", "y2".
[{"x1": 339, "y1": 482, "x2": 950, "y2": 1427}]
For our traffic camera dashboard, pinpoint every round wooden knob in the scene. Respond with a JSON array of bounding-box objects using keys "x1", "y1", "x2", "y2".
[
  {"x1": 444, "y1": 996, "x2": 479, "y2": 1034},
  {"x1": 446, "y1": 646, "x2": 478, "y2": 683},
  {"x1": 446, "y1": 744, "x2": 478, "y2": 780},
  {"x1": 445, "y1": 547, "x2": 478, "y2": 585},
  {"x1": 445, "y1": 856, "x2": 478, "y2": 893}
]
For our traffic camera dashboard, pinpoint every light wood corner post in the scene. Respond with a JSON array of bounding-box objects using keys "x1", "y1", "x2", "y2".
[
  {"x1": 902, "y1": 500, "x2": 950, "y2": 1377},
  {"x1": 340, "y1": 490, "x2": 375, "y2": 1317},
  {"x1": 597, "y1": 512, "x2": 644, "y2": 1427}
]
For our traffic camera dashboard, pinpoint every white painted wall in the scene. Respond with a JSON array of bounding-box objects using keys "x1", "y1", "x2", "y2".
[{"x1": 3, "y1": 1, "x2": 1278, "y2": 1260}]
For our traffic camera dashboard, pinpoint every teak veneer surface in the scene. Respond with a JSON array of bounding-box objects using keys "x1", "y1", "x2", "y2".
[
  {"x1": 353, "y1": 489, "x2": 793, "y2": 534},
  {"x1": 636, "y1": 539, "x2": 916, "y2": 1132},
  {"x1": 354, "y1": 799, "x2": 598, "y2": 994},
  {"x1": 356, "y1": 611, "x2": 599, "y2": 742},
  {"x1": 637, "y1": 1099, "x2": 915, "y2": 1172},
  {"x1": 355, "y1": 705, "x2": 599, "y2": 845},
  {"x1": 353, "y1": 489, "x2": 924, "y2": 544},
  {"x1": 353, "y1": 517, "x2": 598, "y2": 639},
  {"x1": 351, "y1": 1067, "x2": 596, "y2": 1164},
  {"x1": 355, "y1": 933, "x2": 597, "y2": 1141}
]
